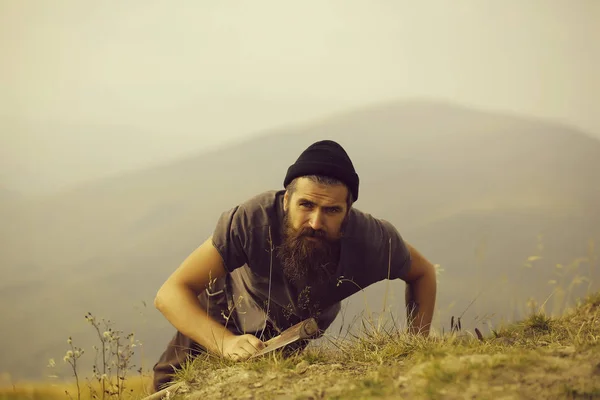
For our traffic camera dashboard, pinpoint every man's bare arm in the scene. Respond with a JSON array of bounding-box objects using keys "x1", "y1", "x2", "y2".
[
  {"x1": 154, "y1": 236, "x2": 264, "y2": 358},
  {"x1": 402, "y1": 243, "x2": 437, "y2": 336}
]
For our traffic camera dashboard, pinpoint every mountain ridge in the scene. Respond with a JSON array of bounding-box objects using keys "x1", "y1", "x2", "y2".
[{"x1": 26, "y1": 99, "x2": 599, "y2": 199}]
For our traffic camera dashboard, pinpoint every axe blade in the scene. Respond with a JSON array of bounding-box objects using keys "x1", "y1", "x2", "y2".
[{"x1": 250, "y1": 318, "x2": 319, "y2": 359}]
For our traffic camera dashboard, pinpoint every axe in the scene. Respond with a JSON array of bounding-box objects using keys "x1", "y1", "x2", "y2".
[{"x1": 250, "y1": 317, "x2": 319, "y2": 358}]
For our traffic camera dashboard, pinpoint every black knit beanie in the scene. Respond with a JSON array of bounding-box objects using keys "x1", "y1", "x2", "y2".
[{"x1": 283, "y1": 140, "x2": 359, "y2": 201}]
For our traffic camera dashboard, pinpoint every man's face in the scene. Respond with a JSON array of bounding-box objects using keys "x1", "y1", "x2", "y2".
[
  {"x1": 283, "y1": 177, "x2": 349, "y2": 240},
  {"x1": 278, "y1": 177, "x2": 350, "y2": 284}
]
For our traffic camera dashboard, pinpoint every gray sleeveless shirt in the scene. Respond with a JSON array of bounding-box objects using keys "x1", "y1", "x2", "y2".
[{"x1": 202, "y1": 190, "x2": 412, "y2": 337}]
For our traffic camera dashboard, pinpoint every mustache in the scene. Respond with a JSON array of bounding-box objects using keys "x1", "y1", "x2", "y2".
[
  {"x1": 297, "y1": 227, "x2": 327, "y2": 238},
  {"x1": 300, "y1": 227, "x2": 326, "y2": 236}
]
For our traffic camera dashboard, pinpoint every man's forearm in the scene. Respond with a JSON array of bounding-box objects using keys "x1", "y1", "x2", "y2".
[
  {"x1": 155, "y1": 284, "x2": 235, "y2": 354},
  {"x1": 405, "y1": 266, "x2": 437, "y2": 335}
]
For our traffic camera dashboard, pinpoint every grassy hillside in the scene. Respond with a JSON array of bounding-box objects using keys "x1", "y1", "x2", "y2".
[
  {"x1": 166, "y1": 291, "x2": 600, "y2": 400},
  {"x1": 1, "y1": 100, "x2": 600, "y2": 382},
  {"x1": 3, "y1": 291, "x2": 598, "y2": 399}
]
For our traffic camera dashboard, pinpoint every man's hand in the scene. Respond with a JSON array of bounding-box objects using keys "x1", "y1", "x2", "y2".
[
  {"x1": 220, "y1": 334, "x2": 266, "y2": 361},
  {"x1": 155, "y1": 237, "x2": 252, "y2": 356},
  {"x1": 156, "y1": 238, "x2": 267, "y2": 361},
  {"x1": 403, "y1": 243, "x2": 437, "y2": 336}
]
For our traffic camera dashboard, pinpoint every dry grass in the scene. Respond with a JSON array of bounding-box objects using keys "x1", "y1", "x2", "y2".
[
  {"x1": 152, "y1": 291, "x2": 600, "y2": 400},
  {"x1": 0, "y1": 376, "x2": 153, "y2": 400}
]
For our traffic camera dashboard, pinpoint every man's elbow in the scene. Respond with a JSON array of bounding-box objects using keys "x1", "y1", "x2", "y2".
[
  {"x1": 154, "y1": 281, "x2": 199, "y2": 312},
  {"x1": 154, "y1": 288, "x2": 165, "y2": 312},
  {"x1": 154, "y1": 284, "x2": 172, "y2": 313}
]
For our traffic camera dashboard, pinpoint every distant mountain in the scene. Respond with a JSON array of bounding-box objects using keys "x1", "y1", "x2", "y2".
[{"x1": 2, "y1": 100, "x2": 599, "y2": 380}]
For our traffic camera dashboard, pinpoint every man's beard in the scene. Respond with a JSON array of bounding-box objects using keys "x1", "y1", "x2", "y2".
[{"x1": 276, "y1": 211, "x2": 342, "y2": 286}]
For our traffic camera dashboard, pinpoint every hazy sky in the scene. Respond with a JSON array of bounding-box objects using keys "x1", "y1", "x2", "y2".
[{"x1": 1, "y1": 1, "x2": 599, "y2": 193}]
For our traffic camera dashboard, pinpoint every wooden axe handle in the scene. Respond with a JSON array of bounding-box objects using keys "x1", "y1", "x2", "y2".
[{"x1": 264, "y1": 318, "x2": 319, "y2": 346}]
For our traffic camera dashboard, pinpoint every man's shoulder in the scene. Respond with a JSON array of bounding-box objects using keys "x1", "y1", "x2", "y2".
[
  {"x1": 345, "y1": 206, "x2": 399, "y2": 239},
  {"x1": 238, "y1": 190, "x2": 283, "y2": 210},
  {"x1": 343, "y1": 206, "x2": 412, "y2": 281},
  {"x1": 343, "y1": 206, "x2": 406, "y2": 259},
  {"x1": 225, "y1": 190, "x2": 284, "y2": 230},
  {"x1": 212, "y1": 190, "x2": 284, "y2": 273}
]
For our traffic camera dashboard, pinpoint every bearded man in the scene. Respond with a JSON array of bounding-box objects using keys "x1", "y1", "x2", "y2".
[{"x1": 151, "y1": 140, "x2": 437, "y2": 392}]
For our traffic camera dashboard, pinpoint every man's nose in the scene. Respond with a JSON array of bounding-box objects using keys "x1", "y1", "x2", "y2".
[{"x1": 309, "y1": 211, "x2": 324, "y2": 231}]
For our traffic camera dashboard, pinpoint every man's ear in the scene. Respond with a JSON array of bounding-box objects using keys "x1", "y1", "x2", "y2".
[{"x1": 283, "y1": 191, "x2": 289, "y2": 212}]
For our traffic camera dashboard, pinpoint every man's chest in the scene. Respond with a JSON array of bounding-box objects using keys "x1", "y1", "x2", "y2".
[
  {"x1": 230, "y1": 258, "x2": 371, "y2": 320},
  {"x1": 232, "y1": 233, "x2": 378, "y2": 326}
]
